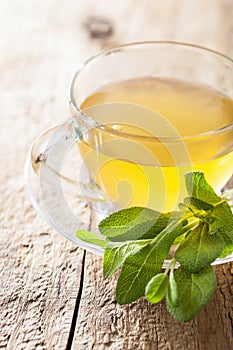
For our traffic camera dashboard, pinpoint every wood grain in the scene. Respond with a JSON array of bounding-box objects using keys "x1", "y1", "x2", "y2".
[
  {"x1": 1, "y1": 0, "x2": 233, "y2": 349},
  {"x1": 0, "y1": 0, "x2": 93, "y2": 348},
  {"x1": 72, "y1": 255, "x2": 233, "y2": 350}
]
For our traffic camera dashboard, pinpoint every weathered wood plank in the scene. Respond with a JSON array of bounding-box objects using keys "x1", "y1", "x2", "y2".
[
  {"x1": 72, "y1": 254, "x2": 233, "y2": 350},
  {"x1": 78, "y1": 0, "x2": 233, "y2": 55},
  {"x1": 0, "y1": 217, "x2": 85, "y2": 350},
  {"x1": 0, "y1": 161, "x2": 90, "y2": 349},
  {"x1": 0, "y1": 0, "x2": 96, "y2": 348}
]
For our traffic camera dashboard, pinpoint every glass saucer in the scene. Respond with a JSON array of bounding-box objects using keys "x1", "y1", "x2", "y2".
[
  {"x1": 24, "y1": 151, "x2": 105, "y2": 256},
  {"x1": 24, "y1": 149, "x2": 233, "y2": 266}
]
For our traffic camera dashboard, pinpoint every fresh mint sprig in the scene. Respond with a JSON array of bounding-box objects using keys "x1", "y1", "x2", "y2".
[{"x1": 76, "y1": 171, "x2": 233, "y2": 322}]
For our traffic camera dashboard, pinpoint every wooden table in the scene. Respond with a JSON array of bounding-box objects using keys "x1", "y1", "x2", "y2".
[{"x1": 1, "y1": 1, "x2": 233, "y2": 349}]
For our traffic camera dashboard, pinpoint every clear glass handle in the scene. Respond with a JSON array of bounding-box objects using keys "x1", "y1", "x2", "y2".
[
  {"x1": 31, "y1": 119, "x2": 77, "y2": 174},
  {"x1": 30, "y1": 117, "x2": 108, "y2": 204}
]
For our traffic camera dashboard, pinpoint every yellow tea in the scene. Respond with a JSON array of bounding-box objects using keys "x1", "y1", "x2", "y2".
[{"x1": 78, "y1": 78, "x2": 233, "y2": 211}]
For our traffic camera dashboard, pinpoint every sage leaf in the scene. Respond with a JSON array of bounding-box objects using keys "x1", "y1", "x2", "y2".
[
  {"x1": 210, "y1": 200, "x2": 233, "y2": 238},
  {"x1": 166, "y1": 266, "x2": 216, "y2": 322},
  {"x1": 103, "y1": 239, "x2": 150, "y2": 279},
  {"x1": 219, "y1": 243, "x2": 233, "y2": 259},
  {"x1": 116, "y1": 220, "x2": 184, "y2": 304},
  {"x1": 99, "y1": 206, "x2": 180, "y2": 241},
  {"x1": 209, "y1": 201, "x2": 233, "y2": 256},
  {"x1": 145, "y1": 273, "x2": 169, "y2": 304},
  {"x1": 185, "y1": 172, "x2": 221, "y2": 205},
  {"x1": 219, "y1": 232, "x2": 233, "y2": 258},
  {"x1": 76, "y1": 230, "x2": 106, "y2": 247},
  {"x1": 175, "y1": 223, "x2": 224, "y2": 273},
  {"x1": 183, "y1": 197, "x2": 213, "y2": 212},
  {"x1": 167, "y1": 270, "x2": 178, "y2": 305}
]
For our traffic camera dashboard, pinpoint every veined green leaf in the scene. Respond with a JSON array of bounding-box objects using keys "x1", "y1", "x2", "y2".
[
  {"x1": 219, "y1": 244, "x2": 233, "y2": 259},
  {"x1": 219, "y1": 232, "x2": 233, "y2": 258},
  {"x1": 183, "y1": 197, "x2": 213, "y2": 212},
  {"x1": 145, "y1": 273, "x2": 169, "y2": 304},
  {"x1": 166, "y1": 266, "x2": 216, "y2": 322},
  {"x1": 167, "y1": 270, "x2": 178, "y2": 306},
  {"x1": 116, "y1": 220, "x2": 184, "y2": 304},
  {"x1": 209, "y1": 201, "x2": 233, "y2": 257},
  {"x1": 99, "y1": 207, "x2": 181, "y2": 242},
  {"x1": 210, "y1": 200, "x2": 233, "y2": 238},
  {"x1": 185, "y1": 172, "x2": 221, "y2": 205},
  {"x1": 76, "y1": 230, "x2": 106, "y2": 247},
  {"x1": 103, "y1": 239, "x2": 150, "y2": 279},
  {"x1": 175, "y1": 223, "x2": 224, "y2": 273}
]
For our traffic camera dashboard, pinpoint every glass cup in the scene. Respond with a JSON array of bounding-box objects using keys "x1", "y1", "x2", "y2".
[{"x1": 27, "y1": 42, "x2": 233, "y2": 259}]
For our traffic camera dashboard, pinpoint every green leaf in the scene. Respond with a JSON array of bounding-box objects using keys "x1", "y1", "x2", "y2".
[
  {"x1": 210, "y1": 201, "x2": 233, "y2": 237},
  {"x1": 116, "y1": 220, "x2": 184, "y2": 304},
  {"x1": 173, "y1": 227, "x2": 193, "y2": 244},
  {"x1": 173, "y1": 233, "x2": 187, "y2": 245},
  {"x1": 175, "y1": 223, "x2": 224, "y2": 273},
  {"x1": 219, "y1": 244, "x2": 233, "y2": 259},
  {"x1": 218, "y1": 232, "x2": 233, "y2": 258},
  {"x1": 145, "y1": 273, "x2": 169, "y2": 304},
  {"x1": 183, "y1": 197, "x2": 213, "y2": 212},
  {"x1": 76, "y1": 230, "x2": 106, "y2": 247},
  {"x1": 103, "y1": 239, "x2": 150, "y2": 279},
  {"x1": 99, "y1": 207, "x2": 180, "y2": 242},
  {"x1": 185, "y1": 172, "x2": 221, "y2": 205},
  {"x1": 166, "y1": 266, "x2": 216, "y2": 322},
  {"x1": 167, "y1": 270, "x2": 178, "y2": 305},
  {"x1": 209, "y1": 201, "x2": 233, "y2": 257}
]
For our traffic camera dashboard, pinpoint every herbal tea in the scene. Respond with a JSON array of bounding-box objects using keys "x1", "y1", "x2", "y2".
[{"x1": 78, "y1": 78, "x2": 233, "y2": 211}]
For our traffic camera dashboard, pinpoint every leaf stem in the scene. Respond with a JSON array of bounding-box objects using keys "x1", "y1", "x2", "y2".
[
  {"x1": 180, "y1": 218, "x2": 200, "y2": 234},
  {"x1": 164, "y1": 258, "x2": 176, "y2": 275}
]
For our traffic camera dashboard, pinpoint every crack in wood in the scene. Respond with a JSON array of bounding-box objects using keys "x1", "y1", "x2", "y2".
[{"x1": 65, "y1": 250, "x2": 86, "y2": 350}]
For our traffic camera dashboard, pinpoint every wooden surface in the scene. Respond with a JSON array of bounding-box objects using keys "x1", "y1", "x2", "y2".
[{"x1": 1, "y1": 1, "x2": 233, "y2": 349}]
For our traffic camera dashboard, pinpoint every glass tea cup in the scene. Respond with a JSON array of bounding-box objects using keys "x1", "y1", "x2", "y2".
[{"x1": 27, "y1": 42, "x2": 233, "y2": 258}]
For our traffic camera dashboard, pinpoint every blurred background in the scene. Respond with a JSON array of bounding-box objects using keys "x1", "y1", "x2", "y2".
[{"x1": 1, "y1": 0, "x2": 233, "y2": 129}]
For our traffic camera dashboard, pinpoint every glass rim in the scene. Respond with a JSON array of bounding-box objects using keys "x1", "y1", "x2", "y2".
[{"x1": 70, "y1": 41, "x2": 233, "y2": 141}]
